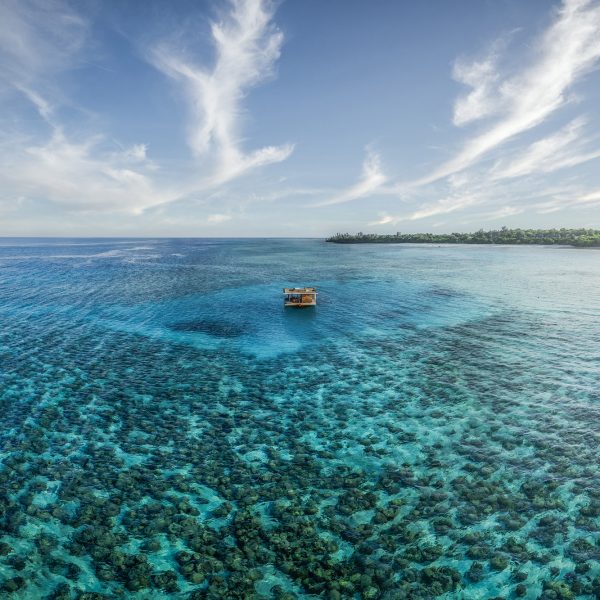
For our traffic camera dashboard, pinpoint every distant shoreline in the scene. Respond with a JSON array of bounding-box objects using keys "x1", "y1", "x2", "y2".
[{"x1": 326, "y1": 228, "x2": 600, "y2": 248}]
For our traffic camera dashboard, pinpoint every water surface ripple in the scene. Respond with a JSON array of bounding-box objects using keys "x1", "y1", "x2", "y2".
[{"x1": 0, "y1": 239, "x2": 599, "y2": 599}]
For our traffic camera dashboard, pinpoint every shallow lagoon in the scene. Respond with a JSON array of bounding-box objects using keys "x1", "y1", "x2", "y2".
[{"x1": 0, "y1": 238, "x2": 599, "y2": 599}]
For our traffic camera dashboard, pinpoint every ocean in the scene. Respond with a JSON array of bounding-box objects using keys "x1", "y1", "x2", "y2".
[{"x1": 0, "y1": 238, "x2": 599, "y2": 599}]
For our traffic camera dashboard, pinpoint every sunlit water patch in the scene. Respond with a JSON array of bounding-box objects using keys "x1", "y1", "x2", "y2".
[
  {"x1": 84, "y1": 277, "x2": 489, "y2": 359},
  {"x1": 0, "y1": 238, "x2": 599, "y2": 599}
]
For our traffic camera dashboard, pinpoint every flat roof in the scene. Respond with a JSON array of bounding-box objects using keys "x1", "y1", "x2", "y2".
[{"x1": 283, "y1": 287, "x2": 316, "y2": 293}]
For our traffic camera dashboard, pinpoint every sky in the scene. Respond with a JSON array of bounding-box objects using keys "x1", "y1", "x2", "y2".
[{"x1": 1, "y1": 0, "x2": 600, "y2": 236}]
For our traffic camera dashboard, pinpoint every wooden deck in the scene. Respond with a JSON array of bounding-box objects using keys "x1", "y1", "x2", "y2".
[{"x1": 283, "y1": 287, "x2": 317, "y2": 307}]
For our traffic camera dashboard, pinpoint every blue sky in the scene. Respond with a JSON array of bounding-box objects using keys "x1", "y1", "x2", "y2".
[{"x1": 1, "y1": 0, "x2": 600, "y2": 236}]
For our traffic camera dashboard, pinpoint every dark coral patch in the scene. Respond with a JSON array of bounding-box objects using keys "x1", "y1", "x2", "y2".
[{"x1": 169, "y1": 319, "x2": 247, "y2": 338}]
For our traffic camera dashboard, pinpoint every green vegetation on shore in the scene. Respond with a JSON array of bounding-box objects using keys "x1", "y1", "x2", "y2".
[{"x1": 326, "y1": 228, "x2": 600, "y2": 247}]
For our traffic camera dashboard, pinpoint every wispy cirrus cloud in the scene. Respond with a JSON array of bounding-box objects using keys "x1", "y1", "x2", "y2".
[
  {"x1": 0, "y1": 0, "x2": 87, "y2": 134},
  {"x1": 150, "y1": 0, "x2": 293, "y2": 185},
  {"x1": 576, "y1": 189, "x2": 600, "y2": 204},
  {"x1": 0, "y1": 0, "x2": 293, "y2": 220},
  {"x1": 407, "y1": 193, "x2": 481, "y2": 221},
  {"x1": 482, "y1": 205, "x2": 525, "y2": 220},
  {"x1": 316, "y1": 148, "x2": 387, "y2": 207},
  {"x1": 370, "y1": 0, "x2": 600, "y2": 228},
  {"x1": 534, "y1": 187, "x2": 600, "y2": 213},
  {"x1": 490, "y1": 116, "x2": 600, "y2": 180},
  {"x1": 452, "y1": 41, "x2": 504, "y2": 126},
  {"x1": 367, "y1": 193, "x2": 481, "y2": 226},
  {"x1": 368, "y1": 214, "x2": 397, "y2": 226},
  {"x1": 3, "y1": 129, "x2": 169, "y2": 214},
  {"x1": 207, "y1": 213, "x2": 232, "y2": 223},
  {"x1": 371, "y1": 203, "x2": 525, "y2": 228},
  {"x1": 415, "y1": 0, "x2": 600, "y2": 186},
  {"x1": 1, "y1": 0, "x2": 599, "y2": 234},
  {"x1": 0, "y1": 0, "x2": 172, "y2": 214},
  {"x1": 0, "y1": 0, "x2": 87, "y2": 91}
]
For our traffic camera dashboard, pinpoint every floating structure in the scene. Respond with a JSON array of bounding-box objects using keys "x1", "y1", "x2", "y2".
[{"x1": 283, "y1": 287, "x2": 317, "y2": 307}]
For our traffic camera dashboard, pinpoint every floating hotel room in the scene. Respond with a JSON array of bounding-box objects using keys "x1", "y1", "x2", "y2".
[{"x1": 283, "y1": 287, "x2": 317, "y2": 307}]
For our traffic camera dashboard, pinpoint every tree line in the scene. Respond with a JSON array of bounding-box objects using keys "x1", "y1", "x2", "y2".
[{"x1": 326, "y1": 228, "x2": 600, "y2": 247}]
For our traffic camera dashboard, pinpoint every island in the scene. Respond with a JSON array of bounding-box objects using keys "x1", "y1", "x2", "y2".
[{"x1": 326, "y1": 227, "x2": 600, "y2": 247}]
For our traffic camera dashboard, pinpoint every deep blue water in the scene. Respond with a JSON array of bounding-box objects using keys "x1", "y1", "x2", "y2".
[{"x1": 0, "y1": 238, "x2": 599, "y2": 599}]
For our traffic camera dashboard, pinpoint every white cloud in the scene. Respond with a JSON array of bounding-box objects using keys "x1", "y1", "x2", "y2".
[
  {"x1": 312, "y1": 0, "x2": 600, "y2": 224},
  {"x1": 416, "y1": 0, "x2": 600, "y2": 186},
  {"x1": 317, "y1": 148, "x2": 387, "y2": 207},
  {"x1": 408, "y1": 194, "x2": 481, "y2": 221},
  {"x1": 481, "y1": 205, "x2": 524, "y2": 220},
  {"x1": 13, "y1": 85, "x2": 54, "y2": 121},
  {"x1": 534, "y1": 188, "x2": 600, "y2": 213},
  {"x1": 367, "y1": 193, "x2": 483, "y2": 226},
  {"x1": 368, "y1": 214, "x2": 396, "y2": 226},
  {"x1": 1, "y1": 0, "x2": 598, "y2": 233},
  {"x1": 577, "y1": 189, "x2": 600, "y2": 203},
  {"x1": 2, "y1": 129, "x2": 169, "y2": 214},
  {"x1": 211, "y1": 143, "x2": 294, "y2": 186},
  {"x1": 491, "y1": 117, "x2": 600, "y2": 179},
  {"x1": 0, "y1": 0, "x2": 88, "y2": 126},
  {"x1": 0, "y1": 0, "x2": 295, "y2": 219},
  {"x1": 0, "y1": 0, "x2": 171, "y2": 215},
  {"x1": 207, "y1": 213, "x2": 232, "y2": 223},
  {"x1": 122, "y1": 143, "x2": 148, "y2": 163},
  {"x1": 0, "y1": 0, "x2": 87, "y2": 83},
  {"x1": 150, "y1": 0, "x2": 293, "y2": 184},
  {"x1": 452, "y1": 45, "x2": 503, "y2": 126}
]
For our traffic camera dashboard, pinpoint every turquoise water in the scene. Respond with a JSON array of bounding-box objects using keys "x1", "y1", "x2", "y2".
[{"x1": 0, "y1": 238, "x2": 599, "y2": 599}]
